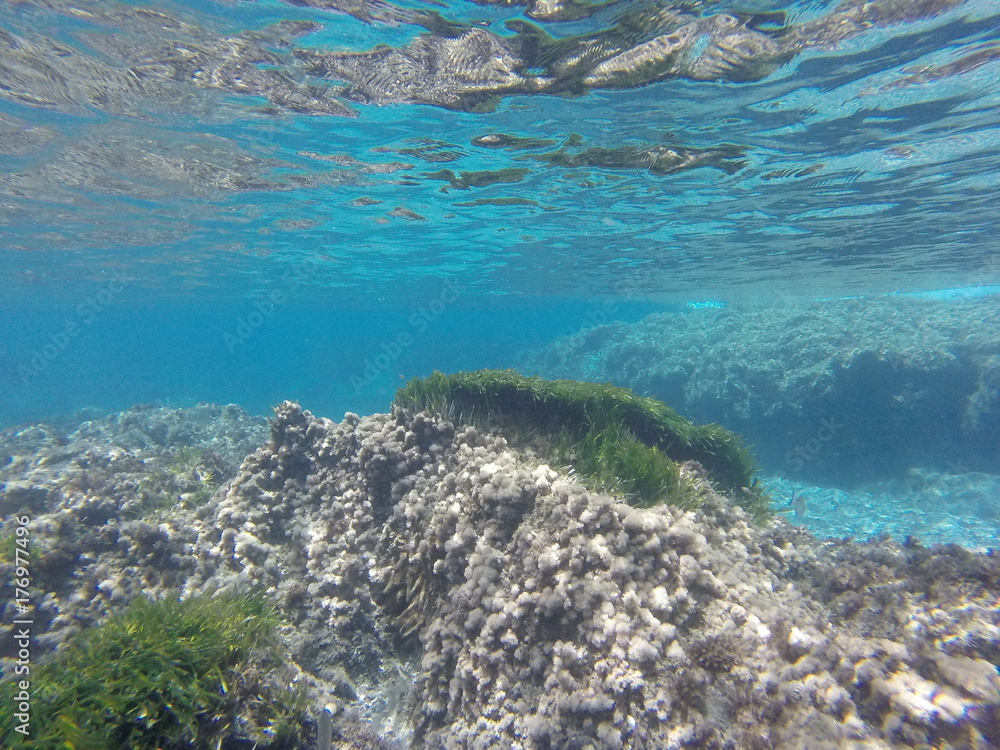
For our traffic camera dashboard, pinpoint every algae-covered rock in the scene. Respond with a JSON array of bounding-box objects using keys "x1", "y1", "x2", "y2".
[
  {"x1": 3, "y1": 401, "x2": 998, "y2": 749},
  {"x1": 394, "y1": 369, "x2": 765, "y2": 516}
]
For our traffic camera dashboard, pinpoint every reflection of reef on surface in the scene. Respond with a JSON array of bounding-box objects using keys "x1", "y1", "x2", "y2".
[
  {"x1": 872, "y1": 43, "x2": 1000, "y2": 94},
  {"x1": 0, "y1": 0, "x2": 976, "y2": 119},
  {"x1": 382, "y1": 139, "x2": 467, "y2": 164},
  {"x1": 297, "y1": 0, "x2": 967, "y2": 110},
  {"x1": 269, "y1": 0, "x2": 416, "y2": 25},
  {"x1": 1, "y1": 125, "x2": 336, "y2": 202},
  {"x1": 401, "y1": 133, "x2": 746, "y2": 193},
  {"x1": 483, "y1": 132, "x2": 747, "y2": 175},
  {"x1": 424, "y1": 167, "x2": 532, "y2": 191},
  {"x1": 0, "y1": 0, "x2": 982, "y2": 269},
  {"x1": 472, "y1": 133, "x2": 559, "y2": 151},
  {"x1": 0, "y1": 2, "x2": 347, "y2": 118},
  {"x1": 528, "y1": 140, "x2": 746, "y2": 176},
  {"x1": 454, "y1": 197, "x2": 540, "y2": 207}
]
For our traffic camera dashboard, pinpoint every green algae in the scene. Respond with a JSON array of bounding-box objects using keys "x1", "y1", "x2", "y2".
[
  {"x1": 395, "y1": 369, "x2": 768, "y2": 518},
  {"x1": 0, "y1": 523, "x2": 20, "y2": 564},
  {"x1": 0, "y1": 593, "x2": 304, "y2": 750}
]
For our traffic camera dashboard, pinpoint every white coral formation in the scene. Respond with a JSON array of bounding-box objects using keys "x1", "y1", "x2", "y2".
[
  {"x1": 199, "y1": 403, "x2": 997, "y2": 748},
  {"x1": 2, "y1": 401, "x2": 998, "y2": 749},
  {"x1": 0, "y1": 403, "x2": 267, "y2": 649}
]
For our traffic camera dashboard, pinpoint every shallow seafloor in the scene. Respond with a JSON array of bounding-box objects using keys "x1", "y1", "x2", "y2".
[
  {"x1": 1, "y1": 399, "x2": 998, "y2": 749},
  {"x1": 766, "y1": 472, "x2": 1000, "y2": 552}
]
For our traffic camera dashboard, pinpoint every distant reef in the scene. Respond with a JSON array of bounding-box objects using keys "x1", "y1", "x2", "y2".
[
  {"x1": 2, "y1": 387, "x2": 999, "y2": 748},
  {"x1": 521, "y1": 296, "x2": 1000, "y2": 484}
]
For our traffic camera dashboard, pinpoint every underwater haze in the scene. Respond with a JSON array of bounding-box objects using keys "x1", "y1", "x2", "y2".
[
  {"x1": 0, "y1": 0, "x2": 999, "y2": 421},
  {"x1": 1, "y1": 0, "x2": 1000, "y2": 747}
]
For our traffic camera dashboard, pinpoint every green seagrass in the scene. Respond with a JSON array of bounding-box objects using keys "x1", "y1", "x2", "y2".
[
  {"x1": 0, "y1": 592, "x2": 304, "y2": 750},
  {"x1": 395, "y1": 369, "x2": 768, "y2": 518}
]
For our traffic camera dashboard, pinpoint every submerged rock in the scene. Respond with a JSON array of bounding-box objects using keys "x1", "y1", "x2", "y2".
[
  {"x1": 1, "y1": 400, "x2": 998, "y2": 748},
  {"x1": 522, "y1": 296, "x2": 1000, "y2": 484}
]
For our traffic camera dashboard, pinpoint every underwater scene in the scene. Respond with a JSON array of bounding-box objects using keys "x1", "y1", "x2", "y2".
[{"x1": 1, "y1": 0, "x2": 999, "y2": 746}]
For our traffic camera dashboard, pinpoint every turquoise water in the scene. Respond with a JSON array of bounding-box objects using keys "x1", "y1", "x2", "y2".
[
  {"x1": 2, "y1": 0, "x2": 999, "y2": 535},
  {"x1": 1, "y1": 1, "x2": 1000, "y2": 745},
  {"x1": 0, "y1": 0, "x2": 998, "y2": 510}
]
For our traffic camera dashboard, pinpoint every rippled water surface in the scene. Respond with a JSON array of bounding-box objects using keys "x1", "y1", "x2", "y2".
[{"x1": 1, "y1": 0, "x2": 998, "y2": 303}]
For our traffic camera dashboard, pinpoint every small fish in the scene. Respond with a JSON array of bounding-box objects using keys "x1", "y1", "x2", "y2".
[
  {"x1": 790, "y1": 491, "x2": 807, "y2": 518},
  {"x1": 778, "y1": 490, "x2": 807, "y2": 517}
]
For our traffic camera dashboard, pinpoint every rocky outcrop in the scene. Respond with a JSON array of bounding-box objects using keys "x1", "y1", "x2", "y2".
[
  {"x1": 3, "y1": 401, "x2": 997, "y2": 747},
  {"x1": 522, "y1": 296, "x2": 1000, "y2": 484}
]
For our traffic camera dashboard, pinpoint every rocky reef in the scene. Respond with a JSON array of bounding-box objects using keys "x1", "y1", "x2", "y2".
[
  {"x1": 0, "y1": 403, "x2": 268, "y2": 650},
  {"x1": 2, "y1": 386, "x2": 998, "y2": 748},
  {"x1": 521, "y1": 296, "x2": 1000, "y2": 484}
]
